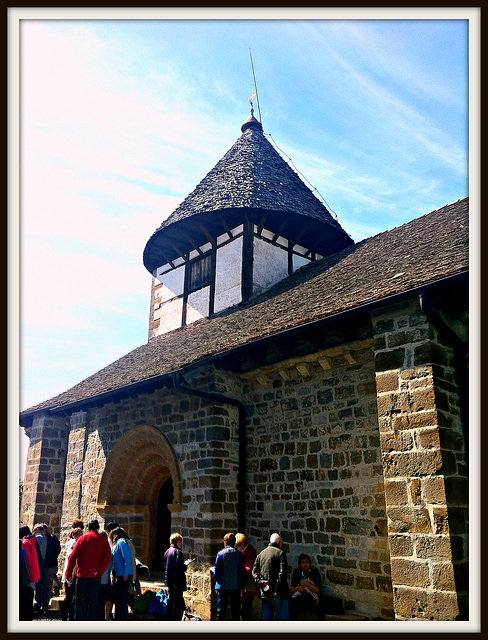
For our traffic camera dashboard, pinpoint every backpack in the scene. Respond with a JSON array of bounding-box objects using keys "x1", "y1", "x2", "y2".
[
  {"x1": 146, "y1": 589, "x2": 168, "y2": 618},
  {"x1": 132, "y1": 589, "x2": 156, "y2": 614}
]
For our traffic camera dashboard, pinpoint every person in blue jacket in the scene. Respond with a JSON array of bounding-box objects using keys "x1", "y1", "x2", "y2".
[
  {"x1": 109, "y1": 527, "x2": 133, "y2": 620},
  {"x1": 214, "y1": 533, "x2": 245, "y2": 621}
]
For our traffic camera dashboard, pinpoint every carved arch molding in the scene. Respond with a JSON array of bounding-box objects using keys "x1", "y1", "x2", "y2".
[{"x1": 96, "y1": 425, "x2": 182, "y2": 561}]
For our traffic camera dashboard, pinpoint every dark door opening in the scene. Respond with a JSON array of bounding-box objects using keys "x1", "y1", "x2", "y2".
[{"x1": 153, "y1": 477, "x2": 174, "y2": 570}]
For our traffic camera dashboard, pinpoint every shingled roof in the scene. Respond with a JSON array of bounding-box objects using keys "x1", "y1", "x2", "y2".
[
  {"x1": 143, "y1": 118, "x2": 353, "y2": 272},
  {"x1": 22, "y1": 197, "x2": 468, "y2": 416}
]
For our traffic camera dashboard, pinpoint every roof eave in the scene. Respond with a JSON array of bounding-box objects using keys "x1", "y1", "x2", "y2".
[{"x1": 19, "y1": 269, "x2": 468, "y2": 427}]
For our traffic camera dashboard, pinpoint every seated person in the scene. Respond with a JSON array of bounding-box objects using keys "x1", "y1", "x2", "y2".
[{"x1": 290, "y1": 554, "x2": 321, "y2": 619}]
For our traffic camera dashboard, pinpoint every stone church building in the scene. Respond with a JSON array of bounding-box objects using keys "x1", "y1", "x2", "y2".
[{"x1": 20, "y1": 109, "x2": 469, "y2": 621}]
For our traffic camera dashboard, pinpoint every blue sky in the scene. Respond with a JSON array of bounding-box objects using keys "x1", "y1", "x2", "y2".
[{"x1": 13, "y1": 9, "x2": 477, "y2": 478}]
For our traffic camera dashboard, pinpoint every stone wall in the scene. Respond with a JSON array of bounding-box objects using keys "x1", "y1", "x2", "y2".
[
  {"x1": 49, "y1": 373, "x2": 242, "y2": 619},
  {"x1": 20, "y1": 296, "x2": 467, "y2": 621},
  {"x1": 240, "y1": 339, "x2": 394, "y2": 620},
  {"x1": 372, "y1": 298, "x2": 467, "y2": 620},
  {"x1": 20, "y1": 413, "x2": 69, "y2": 531}
]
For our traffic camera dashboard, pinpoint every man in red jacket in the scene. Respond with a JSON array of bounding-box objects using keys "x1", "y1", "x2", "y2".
[{"x1": 66, "y1": 519, "x2": 111, "y2": 621}]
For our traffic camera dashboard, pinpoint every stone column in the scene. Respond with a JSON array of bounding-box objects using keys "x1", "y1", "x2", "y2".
[
  {"x1": 20, "y1": 412, "x2": 69, "y2": 532},
  {"x1": 372, "y1": 298, "x2": 467, "y2": 620},
  {"x1": 59, "y1": 411, "x2": 88, "y2": 539}
]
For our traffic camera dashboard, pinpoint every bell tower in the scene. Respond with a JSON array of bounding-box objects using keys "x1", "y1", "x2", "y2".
[{"x1": 143, "y1": 109, "x2": 353, "y2": 339}]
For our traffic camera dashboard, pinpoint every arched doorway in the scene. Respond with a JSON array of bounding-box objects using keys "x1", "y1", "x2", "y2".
[
  {"x1": 154, "y1": 477, "x2": 174, "y2": 570},
  {"x1": 96, "y1": 425, "x2": 181, "y2": 567}
]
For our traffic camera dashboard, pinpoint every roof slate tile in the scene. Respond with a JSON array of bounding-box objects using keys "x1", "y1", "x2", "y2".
[{"x1": 23, "y1": 197, "x2": 468, "y2": 415}]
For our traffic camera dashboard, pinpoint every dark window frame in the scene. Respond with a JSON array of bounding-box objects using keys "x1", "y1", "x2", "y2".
[{"x1": 187, "y1": 252, "x2": 212, "y2": 293}]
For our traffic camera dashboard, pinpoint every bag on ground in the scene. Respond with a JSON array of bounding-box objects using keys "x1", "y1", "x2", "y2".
[{"x1": 146, "y1": 589, "x2": 168, "y2": 618}]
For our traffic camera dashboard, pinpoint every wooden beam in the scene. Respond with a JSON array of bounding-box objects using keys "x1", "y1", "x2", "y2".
[
  {"x1": 198, "y1": 224, "x2": 215, "y2": 246},
  {"x1": 257, "y1": 214, "x2": 267, "y2": 236},
  {"x1": 271, "y1": 220, "x2": 287, "y2": 243},
  {"x1": 153, "y1": 248, "x2": 176, "y2": 271},
  {"x1": 219, "y1": 216, "x2": 233, "y2": 237},
  {"x1": 166, "y1": 241, "x2": 186, "y2": 263},
  {"x1": 180, "y1": 231, "x2": 203, "y2": 254},
  {"x1": 290, "y1": 228, "x2": 306, "y2": 246}
]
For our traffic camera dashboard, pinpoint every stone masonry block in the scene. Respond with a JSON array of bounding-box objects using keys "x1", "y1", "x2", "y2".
[
  {"x1": 384, "y1": 479, "x2": 409, "y2": 505},
  {"x1": 343, "y1": 518, "x2": 373, "y2": 536},
  {"x1": 431, "y1": 563, "x2": 457, "y2": 591},
  {"x1": 422, "y1": 476, "x2": 447, "y2": 504},
  {"x1": 409, "y1": 478, "x2": 422, "y2": 505},
  {"x1": 382, "y1": 450, "x2": 443, "y2": 477},
  {"x1": 392, "y1": 410, "x2": 438, "y2": 431},
  {"x1": 387, "y1": 328, "x2": 430, "y2": 348},
  {"x1": 375, "y1": 348, "x2": 406, "y2": 372},
  {"x1": 390, "y1": 558, "x2": 430, "y2": 588},
  {"x1": 380, "y1": 431, "x2": 414, "y2": 453},
  {"x1": 393, "y1": 586, "x2": 459, "y2": 620},
  {"x1": 326, "y1": 569, "x2": 354, "y2": 586},
  {"x1": 387, "y1": 507, "x2": 432, "y2": 534},
  {"x1": 432, "y1": 507, "x2": 449, "y2": 534},
  {"x1": 389, "y1": 534, "x2": 414, "y2": 558},
  {"x1": 375, "y1": 371, "x2": 400, "y2": 393},
  {"x1": 356, "y1": 576, "x2": 375, "y2": 590},
  {"x1": 394, "y1": 388, "x2": 436, "y2": 413},
  {"x1": 415, "y1": 535, "x2": 453, "y2": 561},
  {"x1": 417, "y1": 427, "x2": 441, "y2": 449}
]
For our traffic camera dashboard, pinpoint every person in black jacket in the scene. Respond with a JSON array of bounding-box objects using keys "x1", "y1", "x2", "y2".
[
  {"x1": 33, "y1": 523, "x2": 61, "y2": 614},
  {"x1": 252, "y1": 533, "x2": 290, "y2": 621},
  {"x1": 289, "y1": 554, "x2": 321, "y2": 620}
]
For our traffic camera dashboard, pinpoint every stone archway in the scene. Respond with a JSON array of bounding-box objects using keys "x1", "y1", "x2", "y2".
[{"x1": 96, "y1": 425, "x2": 181, "y2": 566}]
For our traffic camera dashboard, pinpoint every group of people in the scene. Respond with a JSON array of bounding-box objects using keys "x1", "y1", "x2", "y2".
[
  {"x1": 20, "y1": 522, "x2": 321, "y2": 623},
  {"x1": 165, "y1": 531, "x2": 323, "y2": 622},
  {"x1": 20, "y1": 518, "x2": 148, "y2": 622},
  {"x1": 19, "y1": 523, "x2": 61, "y2": 620}
]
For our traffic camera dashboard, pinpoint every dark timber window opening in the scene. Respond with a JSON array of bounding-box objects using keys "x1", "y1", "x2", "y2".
[{"x1": 188, "y1": 253, "x2": 212, "y2": 292}]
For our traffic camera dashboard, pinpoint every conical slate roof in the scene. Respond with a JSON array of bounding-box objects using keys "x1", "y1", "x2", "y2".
[{"x1": 143, "y1": 117, "x2": 353, "y2": 273}]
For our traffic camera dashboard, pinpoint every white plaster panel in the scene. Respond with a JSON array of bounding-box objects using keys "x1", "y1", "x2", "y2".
[
  {"x1": 158, "y1": 265, "x2": 185, "y2": 302},
  {"x1": 214, "y1": 236, "x2": 243, "y2": 313},
  {"x1": 187, "y1": 287, "x2": 210, "y2": 324},
  {"x1": 293, "y1": 254, "x2": 311, "y2": 271},
  {"x1": 253, "y1": 237, "x2": 288, "y2": 294},
  {"x1": 157, "y1": 264, "x2": 171, "y2": 277},
  {"x1": 155, "y1": 297, "x2": 183, "y2": 335},
  {"x1": 217, "y1": 232, "x2": 231, "y2": 246}
]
